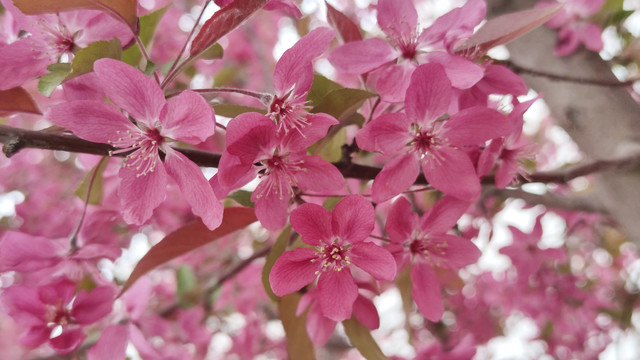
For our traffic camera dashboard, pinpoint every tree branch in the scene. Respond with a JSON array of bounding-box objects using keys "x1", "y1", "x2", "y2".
[{"x1": 483, "y1": 187, "x2": 610, "y2": 214}]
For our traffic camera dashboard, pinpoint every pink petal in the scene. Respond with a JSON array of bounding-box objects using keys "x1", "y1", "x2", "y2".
[
  {"x1": 160, "y1": 90, "x2": 216, "y2": 144},
  {"x1": 39, "y1": 278, "x2": 76, "y2": 306},
  {"x1": 75, "y1": 12, "x2": 133, "y2": 47},
  {"x1": 0, "y1": 39, "x2": 51, "y2": 90},
  {"x1": 422, "y1": 147, "x2": 480, "y2": 200},
  {"x1": 72, "y1": 286, "x2": 115, "y2": 324},
  {"x1": 478, "y1": 65, "x2": 528, "y2": 97},
  {"x1": 226, "y1": 120, "x2": 277, "y2": 164},
  {"x1": 63, "y1": 72, "x2": 105, "y2": 101},
  {"x1": 357, "y1": 113, "x2": 412, "y2": 154},
  {"x1": 264, "y1": 0, "x2": 303, "y2": 18},
  {"x1": 372, "y1": 153, "x2": 420, "y2": 203},
  {"x1": 281, "y1": 113, "x2": 339, "y2": 150},
  {"x1": 328, "y1": 38, "x2": 398, "y2": 74},
  {"x1": 274, "y1": 27, "x2": 335, "y2": 96},
  {"x1": 421, "y1": 196, "x2": 471, "y2": 235},
  {"x1": 295, "y1": 155, "x2": 345, "y2": 192},
  {"x1": 49, "y1": 327, "x2": 86, "y2": 354},
  {"x1": 94, "y1": 58, "x2": 166, "y2": 126},
  {"x1": 1, "y1": 286, "x2": 44, "y2": 326},
  {"x1": 290, "y1": 203, "x2": 333, "y2": 246},
  {"x1": 215, "y1": 153, "x2": 257, "y2": 190},
  {"x1": 579, "y1": 22, "x2": 604, "y2": 52},
  {"x1": 317, "y1": 269, "x2": 358, "y2": 321},
  {"x1": 269, "y1": 248, "x2": 321, "y2": 296},
  {"x1": 442, "y1": 107, "x2": 511, "y2": 145},
  {"x1": 554, "y1": 26, "x2": 580, "y2": 56},
  {"x1": 405, "y1": 64, "x2": 452, "y2": 125},
  {"x1": 352, "y1": 295, "x2": 380, "y2": 330},
  {"x1": 410, "y1": 261, "x2": 443, "y2": 322},
  {"x1": 225, "y1": 112, "x2": 275, "y2": 147},
  {"x1": 164, "y1": 149, "x2": 223, "y2": 230},
  {"x1": 331, "y1": 195, "x2": 375, "y2": 244},
  {"x1": 87, "y1": 324, "x2": 129, "y2": 360},
  {"x1": 118, "y1": 157, "x2": 168, "y2": 226},
  {"x1": 386, "y1": 197, "x2": 419, "y2": 244},
  {"x1": 436, "y1": 234, "x2": 481, "y2": 269},
  {"x1": 375, "y1": 62, "x2": 415, "y2": 103},
  {"x1": 306, "y1": 302, "x2": 337, "y2": 345},
  {"x1": 349, "y1": 242, "x2": 397, "y2": 281},
  {"x1": 254, "y1": 192, "x2": 290, "y2": 231},
  {"x1": 377, "y1": 0, "x2": 418, "y2": 44},
  {"x1": 45, "y1": 100, "x2": 140, "y2": 144},
  {"x1": 495, "y1": 155, "x2": 520, "y2": 188},
  {"x1": 0, "y1": 232, "x2": 64, "y2": 272},
  {"x1": 426, "y1": 52, "x2": 484, "y2": 89},
  {"x1": 19, "y1": 326, "x2": 50, "y2": 348}
]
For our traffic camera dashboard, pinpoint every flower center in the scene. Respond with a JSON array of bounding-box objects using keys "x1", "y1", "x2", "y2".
[
  {"x1": 408, "y1": 123, "x2": 449, "y2": 164},
  {"x1": 109, "y1": 128, "x2": 165, "y2": 177},
  {"x1": 255, "y1": 152, "x2": 306, "y2": 200},
  {"x1": 409, "y1": 236, "x2": 448, "y2": 267},
  {"x1": 45, "y1": 301, "x2": 71, "y2": 327},
  {"x1": 32, "y1": 18, "x2": 76, "y2": 61},
  {"x1": 268, "y1": 92, "x2": 311, "y2": 134},
  {"x1": 313, "y1": 241, "x2": 351, "y2": 273}
]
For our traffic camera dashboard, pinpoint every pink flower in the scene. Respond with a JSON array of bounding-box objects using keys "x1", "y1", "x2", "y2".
[
  {"x1": 267, "y1": 27, "x2": 335, "y2": 133},
  {"x1": 46, "y1": 59, "x2": 222, "y2": 230},
  {"x1": 216, "y1": 112, "x2": 345, "y2": 230},
  {"x1": 0, "y1": 0, "x2": 132, "y2": 90},
  {"x1": 328, "y1": 0, "x2": 485, "y2": 102},
  {"x1": 538, "y1": 0, "x2": 605, "y2": 56},
  {"x1": 357, "y1": 63, "x2": 512, "y2": 202},
  {"x1": 269, "y1": 195, "x2": 396, "y2": 321},
  {"x1": 386, "y1": 196, "x2": 480, "y2": 321},
  {"x1": 0, "y1": 277, "x2": 115, "y2": 354}
]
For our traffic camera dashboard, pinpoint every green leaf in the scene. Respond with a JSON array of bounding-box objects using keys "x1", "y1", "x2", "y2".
[
  {"x1": 119, "y1": 207, "x2": 257, "y2": 295},
  {"x1": 311, "y1": 88, "x2": 376, "y2": 123},
  {"x1": 227, "y1": 190, "x2": 255, "y2": 208},
  {"x1": 343, "y1": 318, "x2": 388, "y2": 360},
  {"x1": 322, "y1": 197, "x2": 341, "y2": 211},
  {"x1": 262, "y1": 226, "x2": 291, "y2": 301},
  {"x1": 307, "y1": 74, "x2": 343, "y2": 107},
  {"x1": 176, "y1": 265, "x2": 199, "y2": 307},
  {"x1": 278, "y1": 293, "x2": 316, "y2": 360},
  {"x1": 123, "y1": 6, "x2": 169, "y2": 66},
  {"x1": 75, "y1": 157, "x2": 109, "y2": 205},
  {"x1": 315, "y1": 127, "x2": 347, "y2": 163},
  {"x1": 213, "y1": 104, "x2": 266, "y2": 118},
  {"x1": 38, "y1": 63, "x2": 72, "y2": 97},
  {"x1": 66, "y1": 39, "x2": 122, "y2": 81},
  {"x1": 197, "y1": 43, "x2": 224, "y2": 60}
]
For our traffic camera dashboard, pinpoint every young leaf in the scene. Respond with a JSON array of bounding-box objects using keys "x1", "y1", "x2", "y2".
[
  {"x1": 0, "y1": 87, "x2": 42, "y2": 115},
  {"x1": 456, "y1": 3, "x2": 563, "y2": 58},
  {"x1": 176, "y1": 264, "x2": 200, "y2": 307},
  {"x1": 12, "y1": 0, "x2": 138, "y2": 32},
  {"x1": 189, "y1": 0, "x2": 269, "y2": 59},
  {"x1": 227, "y1": 190, "x2": 255, "y2": 208},
  {"x1": 119, "y1": 207, "x2": 257, "y2": 295},
  {"x1": 326, "y1": 1, "x2": 362, "y2": 43},
  {"x1": 65, "y1": 39, "x2": 123, "y2": 81},
  {"x1": 122, "y1": 5, "x2": 169, "y2": 66},
  {"x1": 314, "y1": 127, "x2": 347, "y2": 163},
  {"x1": 75, "y1": 157, "x2": 109, "y2": 205},
  {"x1": 213, "y1": 104, "x2": 266, "y2": 118},
  {"x1": 197, "y1": 43, "x2": 225, "y2": 60},
  {"x1": 262, "y1": 226, "x2": 290, "y2": 301},
  {"x1": 310, "y1": 88, "x2": 376, "y2": 123},
  {"x1": 343, "y1": 318, "x2": 389, "y2": 360},
  {"x1": 38, "y1": 63, "x2": 72, "y2": 97},
  {"x1": 278, "y1": 293, "x2": 316, "y2": 360},
  {"x1": 307, "y1": 74, "x2": 343, "y2": 107}
]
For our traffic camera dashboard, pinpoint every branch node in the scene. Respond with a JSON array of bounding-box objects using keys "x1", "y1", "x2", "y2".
[{"x1": 3, "y1": 135, "x2": 25, "y2": 158}]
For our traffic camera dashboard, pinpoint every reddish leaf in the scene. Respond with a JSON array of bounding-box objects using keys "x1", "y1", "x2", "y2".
[
  {"x1": 456, "y1": 4, "x2": 563, "y2": 58},
  {"x1": 0, "y1": 87, "x2": 42, "y2": 116},
  {"x1": 12, "y1": 0, "x2": 138, "y2": 32},
  {"x1": 119, "y1": 207, "x2": 257, "y2": 295},
  {"x1": 326, "y1": 1, "x2": 362, "y2": 43},
  {"x1": 189, "y1": 0, "x2": 269, "y2": 59}
]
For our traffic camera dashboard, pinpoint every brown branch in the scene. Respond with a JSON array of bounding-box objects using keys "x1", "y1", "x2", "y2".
[
  {"x1": 483, "y1": 187, "x2": 610, "y2": 214},
  {"x1": 503, "y1": 60, "x2": 640, "y2": 87},
  {"x1": 3, "y1": 124, "x2": 640, "y2": 186}
]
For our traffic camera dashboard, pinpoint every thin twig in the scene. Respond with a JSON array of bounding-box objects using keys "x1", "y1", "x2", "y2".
[
  {"x1": 503, "y1": 60, "x2": 639, "y2": 87},
  {"x1": 483, "y1": 187, "x2": 610, "y2": 214}
]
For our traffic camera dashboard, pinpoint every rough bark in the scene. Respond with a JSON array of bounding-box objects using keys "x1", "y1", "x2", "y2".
[{"x1": 488, "y1": 0, "x2": 640, "y2": 243}]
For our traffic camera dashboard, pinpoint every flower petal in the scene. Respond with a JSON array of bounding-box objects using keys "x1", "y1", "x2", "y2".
[
  {"x1": 372, "y1": 153, "x2": 420, "y2": 203},
  {"x1": 356, "y1": 113, "x2": 412, "y2": 154},
  {"x1": 269, "y1": 248, "x2": 320, "y2": 296},
  {"x1": 410, "y1": 261, "x2": 443, "y2": 322},
  {"x1": 72, "y1": 286, "x2": 116, "y2": 324},
  {"x1": 0, "y1": 232, "x2": 64, "y2": 273},
  {"x1": 349, "y1": 242, "x2": 397, "y2": 281},
  {"x1": 317, "y1": 269, "x2": 358, "y2": 321},
  {"x1": 87, "y1": 324, "x2": 129, "y2": 360},
  {"x1": 295, "y1": 155, "x2": 345, "y2": 192},
  {"x1": 422, "y1": 147, "x2": 480, "y2": 200},
  {"x1": 375, "y1": 62, "x2": 415, "y2": 103},
  {"x1": 405, "y1": 63, "x2": 452, "y2": 125},
  {"x1": 164, "y1": 149, "x2": 223, "y2": 230},
  {"x1": 290, "y1": 203, "x2": 333, "y2": 246},
  {"x1": 435, "y1": 234, "x2": 481, "y2": 269},
  {"x1": 426, "y1": 52, "x2": 484, "y2": 89},
  {"x1": 254, "y1": 192, "x2": 290, "y2": 231},
  {"x1": 0, "y1": 39, "x2": 50, "y2": 90},
  {"x1": 160, "y1": 90, "x2": 216, "y2": 144},
  {"x1": 352, "y1": 295, "x2": 380, "y2": 330},
  {"x1": 49, "y1": 327, "x2": 86, "y2": 354},
  {"x1": 328, "y1": 38, "x2": 398, "y2": 74},
  {"x1": 377, "y1": 0, "x2": 418, "y2": 44},
  {"x1": 442, "y1": 107, "x2": 511, "y2": 145},
  {"x1": 420, "y1": 196, "x2": 470, "y2": 235},
  {"x1": 386, "y1": 197, "x2": 419, "y2": 243},
  {"x1": 281, "y1": 113, "x2": 339, "y2": 151},
  {"x1": 331, "y1": 195, "x2": 375, "y2": 244},
  {"x1": 118, "y1": 156, "x2": 168, "y2": 226},
  {"x1": 306, "y1": 302, "x2": 337, "y2": 345},
  {"x1": 94, "y1": 58, "x2": 166, "y2": 126}
]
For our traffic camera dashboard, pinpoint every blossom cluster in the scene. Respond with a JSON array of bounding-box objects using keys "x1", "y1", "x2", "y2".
[{"x1": 0, "y1": 0, "x2": 635, "y2": 359}]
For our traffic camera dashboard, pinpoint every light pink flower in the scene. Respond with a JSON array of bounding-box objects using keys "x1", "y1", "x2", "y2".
[
  {"x1": 46, "y1": 59, "x2": 222, "y2": 230},
  {"x1": 0, "y1": 277, "x2": 115, "y2": 354},
  {"x1": 386, "y1": 196, "x2": 480, "y2": 321},
  {"x1": 538, "y1": 0, "x2": 605, "y2": 56},
  {"x1": 357, "y1": 63, "x2": 512, "y2": 202},
  {"x1": 216, "y1": 112, "x2": 345, "y2": 230},
  {"x1": 269, "y1": 195, "x2": 396, "y2": 321}
]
